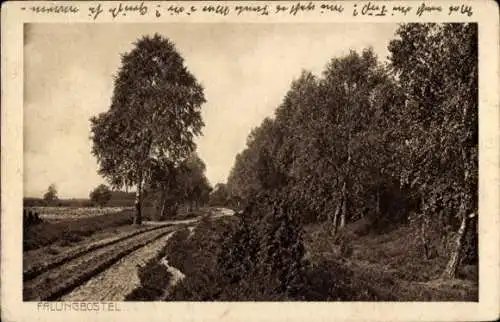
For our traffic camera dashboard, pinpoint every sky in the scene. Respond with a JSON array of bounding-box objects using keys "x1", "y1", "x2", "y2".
[{"x1": 24, "y1": 23, "x2": 399, "y2": 198}]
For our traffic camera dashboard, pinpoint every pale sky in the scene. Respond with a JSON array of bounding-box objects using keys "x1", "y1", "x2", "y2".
[{"x1": 24, "y1": 23, "x2": 399, "y2": 198}]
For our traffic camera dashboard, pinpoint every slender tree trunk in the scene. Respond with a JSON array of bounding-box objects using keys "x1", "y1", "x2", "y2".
[
  {"x1": 339, "y1": 181, "x2": 347, "y2": 229},
  {"x1": 331, "y1": 201, "x2": 342, "y2": 236},
  {"x1": 442, "y1": 100, "x2": 475, "y2": 279},
  {"x1": 442, "y1": 207, "x2": 468, "y2": 279},
  {"x1": 134, "y1": 172, "x2": 144, "y2": 225},
  {"x1": 340, "y1": 130, "x2": 352, "y2": 230},
  {"x1": 420, "y1": 220, "x2": 430, "y2": 260},
  {"x1": 159, "y1": 191, "x2": 167, "y2": 221},
  {"x1": 375, "y1": 188, "x2": 381, "y2": 216}
]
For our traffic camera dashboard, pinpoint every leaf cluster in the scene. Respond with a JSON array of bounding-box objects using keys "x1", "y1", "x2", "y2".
[{"x1": 90, "y1": 34, "x2": 206, "y2": 190}]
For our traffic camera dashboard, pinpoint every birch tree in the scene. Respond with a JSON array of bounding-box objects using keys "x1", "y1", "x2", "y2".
[
  {"x1": 90, "y1": 34, "x2": 206, "y2": 225},
  {"x1": 388, "y1": 23, "x2": 478, "y2": 278}
]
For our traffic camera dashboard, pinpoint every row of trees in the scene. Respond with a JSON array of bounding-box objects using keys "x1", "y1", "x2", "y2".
[
  {"x1": 145, "y1": 152, "x2": 212, "y2": 219},
  {"x1": 89, "y1": 152, "x2": 212, "y2": 212},
  {"x1": 36, "y1": 183, "x2": 117, "y2": 207},
  {"x1": 226, "y1": 23, "x2": 478, "y2": 279}
]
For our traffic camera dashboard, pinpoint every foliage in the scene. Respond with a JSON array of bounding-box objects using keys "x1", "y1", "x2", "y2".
[
  {"x1": 388, "y1": 23, "x2": 478, "y2": 217},
  {"x1": 216, "y1": 191, "x2": 306, "y2": 299},
  {"x1": 226, "y1": 23, "x2": 477, "y2": 279},
  {"x1": 208, "y1": 183, "x2": 231, "y2": 207},
  {"x1": 90, "y1": 33, "x2": 206, "y2": 225},
  {"x1": 23, "y1": 209, "x2": 43, "y2": 227},
  {"x1": 388, "y1": 23, "x2": 478, "y2": 278},
  {"x1": 89, "y1": 184, "x2": 112, "y2": 207},
  {"x1": 124, "y1": 244, "x2": 173, "y2": 301},
  {"x1": 146, "y1": 152, "x2": 212, "y2": 219},
  {"x1": 227, "y1": 49, "x2": 408, "y2": 228},
  {"x1": 43, "y1": 184, "x2": 59, "y2": 205}
]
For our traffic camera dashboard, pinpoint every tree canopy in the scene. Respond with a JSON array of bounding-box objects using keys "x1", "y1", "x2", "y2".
[
  {"x1": 147, "y1": 152, "x2": 212, "y2": 219},
  {"x1": 226, "y1": 23, "x2": 478, "y2": 279},
  {"x1": 89, "y1": 184, "x2": 112, "y2": 207},
  {"x1": 43, "y1": 184, "x2": 58, "y2": 205},
  {"x1": 90, "y1": 33, "x2": 206, "y2": 224}
]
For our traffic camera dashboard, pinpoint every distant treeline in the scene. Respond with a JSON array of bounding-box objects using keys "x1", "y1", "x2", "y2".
[{"x1": 24, "y1": 191, "x2": 136, "y2": 208}]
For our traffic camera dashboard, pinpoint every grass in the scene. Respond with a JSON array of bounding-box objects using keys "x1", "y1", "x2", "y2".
[
  {"x1": 124, "y1": 262, "x2": 173, "y2": 301},
  {"x1": 303, "y1": 219, "x2": 478, "y2": 301},
  {"x1": 165, "y1": 215, "x2": 237, "y2": 279},
  {"x1": 23, "y1": 210, "x2": 134, "y2": 251},
  {"x1": 163, "y1": 215, "x2": 477, "y2": 301},
  {"x1": 159, "y1": 215, "x2": 393, "y2": 301}
]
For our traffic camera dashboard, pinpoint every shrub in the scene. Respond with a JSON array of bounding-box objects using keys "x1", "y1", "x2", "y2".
[
  {"x1": 125, "y1": 262, "x2": 172, "y2": 301},
  {"x1": 216, "y1": 190, "x2": 307, "y2": 299}
]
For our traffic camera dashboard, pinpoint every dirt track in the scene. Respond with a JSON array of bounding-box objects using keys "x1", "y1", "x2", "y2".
[
  {"x1": 23, "y1": 224, "x2": 178, "y2": 301},
  {"x1": 60, "y1": 231, "x2": 178, "y2": 301},
  {"x1": 23, "y1": 209, "x2": 234, "y2": 301}
]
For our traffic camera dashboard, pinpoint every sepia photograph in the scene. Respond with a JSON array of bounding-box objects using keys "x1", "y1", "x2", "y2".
[
  {"x1": 21, "y1": 21, "x2": 479, "y2": 302},
  {"x1": 2, "y1": 1, "x2": 500, "y2": 321}
]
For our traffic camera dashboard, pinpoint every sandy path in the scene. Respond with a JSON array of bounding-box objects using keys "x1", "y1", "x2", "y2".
[
  {"x1": 24, "y1": 224, "x2": 170, "y2": 279},
  {"x1": 60, "y1": 231, "x2": 177, "y2": 301}
]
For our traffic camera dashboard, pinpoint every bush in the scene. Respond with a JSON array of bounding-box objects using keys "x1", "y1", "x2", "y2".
[
  {"x1": 216, "y1": 190, "x2": 307, "y2": 299},
  {"x1": 23, "y1": 209, "x2": 43, "y2": 227},
  {"x1": 125, "y1": 262, "x2": 172, "y2": 301}
]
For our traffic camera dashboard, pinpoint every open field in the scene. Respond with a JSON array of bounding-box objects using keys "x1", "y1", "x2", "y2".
[
  {"x1": 24, "y1": 206, "x2": 134, "y2": 221},
  {"x1": 23, "y1": 206, "x2": 217, "y2": 252},
  {"x1": 23, "y1": 209, "x2": 135, "y2": 251}
]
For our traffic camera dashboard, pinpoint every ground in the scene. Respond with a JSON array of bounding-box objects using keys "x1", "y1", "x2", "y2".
[
  {"x1": 22, "y1": 206, "x2": 477, "y2": 301},
  {"x1": 22, "y1": 206, "x2": 231, "y2": 301}
]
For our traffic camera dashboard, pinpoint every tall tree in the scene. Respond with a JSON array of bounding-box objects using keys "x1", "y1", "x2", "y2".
[
  {"x1": 388, "y1": 23, "x2": 478, "y2": 278},
  {"x1": 178, "y1": 152, "x2": 212, "y2": 211},
  {"x1": 318, "y1": 48, "x2": 391, "y2": 231},
  {"x1": 228, "y1": 53, "x2": 400, "y2": 229},
  {"x1": 90, "y1": 34, "x2": 206, "y2": 225}
]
